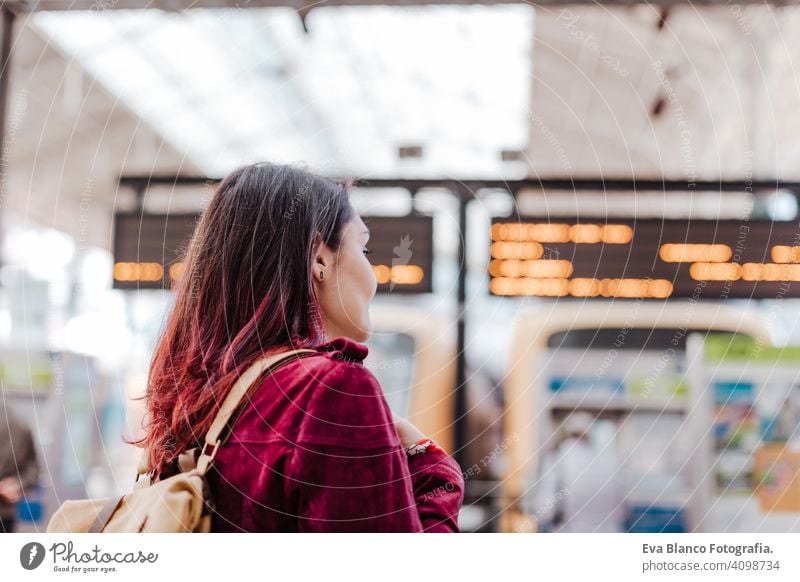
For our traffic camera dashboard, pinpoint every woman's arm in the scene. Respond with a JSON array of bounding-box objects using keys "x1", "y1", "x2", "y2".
[
  {"x1": 393, "y1": 413, "x2": 464, "y2": 532},
  {"x1": 287, "y1": 363, "x2": 464, "y2": 532},
  {"x1": 404, "y1": 447, "x2": 464, "y2": 532},
  {"x1": 289, "y1": 440, "x2": 464, "y2": 532},
  {"x1": 290, "y1": 441, "x2": 426, "y2": 532}
]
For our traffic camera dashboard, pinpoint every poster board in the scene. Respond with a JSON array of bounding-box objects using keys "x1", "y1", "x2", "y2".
[{"x1": 754, "y1": 445, "x2": 800, "y2": 512}]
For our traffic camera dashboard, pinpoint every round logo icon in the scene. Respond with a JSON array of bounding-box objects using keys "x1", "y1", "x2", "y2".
[{"x1": 20, "y1": 542, "x2": 46, "y2": 570}]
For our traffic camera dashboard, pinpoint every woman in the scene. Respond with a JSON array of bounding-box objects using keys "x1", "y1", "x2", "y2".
[{"x1": 137, "y1": 162, "x2": 464, "y2": 532}]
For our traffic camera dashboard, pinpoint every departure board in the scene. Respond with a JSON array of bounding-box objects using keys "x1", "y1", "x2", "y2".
[
  {"x1": 112, "y1": 213, "x2": 198, "y2": 290},
  {"x1": 363, "y1": 215, "x2": 433, "y2": 294},
  {"x1": 113, "y1": 212, "x2": 433, "y2": 293},
  {"x1": 489, "y1": 217, "x2": 800, "y2": 299}
]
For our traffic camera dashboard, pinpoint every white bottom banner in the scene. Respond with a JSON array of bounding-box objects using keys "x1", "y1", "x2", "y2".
[{"x1": 1, "y1": 533, "x2": 798, "y2": 581}]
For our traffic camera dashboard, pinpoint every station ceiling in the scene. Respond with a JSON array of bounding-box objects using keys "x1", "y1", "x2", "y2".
[{"x1": 7, "y1": 0, "x2": 800, "y2": 185}]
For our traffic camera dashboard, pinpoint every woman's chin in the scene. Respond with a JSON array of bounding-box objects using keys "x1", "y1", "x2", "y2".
[{"x1": 350, "y1": 325, "x2": 371, "y2": 343}]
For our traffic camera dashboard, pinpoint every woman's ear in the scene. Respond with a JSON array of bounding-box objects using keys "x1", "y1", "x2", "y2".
[{"x1": 312, "y1": 234, "x2": 335, "y2": 283}]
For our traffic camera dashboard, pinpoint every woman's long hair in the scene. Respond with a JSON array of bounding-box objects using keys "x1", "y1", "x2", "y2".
[{"x1": 134, "y1": 162, "x2": 355, "y2": 475}]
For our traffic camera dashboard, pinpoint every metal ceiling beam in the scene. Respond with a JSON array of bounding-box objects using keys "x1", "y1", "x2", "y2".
[
  {"x1": 119, "y1": 175, "x2": 800, "y2": 196},
  {"x1": 6, "y1": 0, "x2": 799, "y2": 11}
]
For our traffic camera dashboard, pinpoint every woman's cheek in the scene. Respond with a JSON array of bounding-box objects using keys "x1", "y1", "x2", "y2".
[{"x1": 365, "y1": 258, "x2": 378, "y2": 297}]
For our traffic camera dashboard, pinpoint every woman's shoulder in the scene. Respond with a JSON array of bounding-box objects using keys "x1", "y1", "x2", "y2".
[
  {"x1": 276, "y1": 336, "x2": 376, "y2": 392},
  {"x1": 276, "y1": 336, "x2": 400, "y2": 449}
]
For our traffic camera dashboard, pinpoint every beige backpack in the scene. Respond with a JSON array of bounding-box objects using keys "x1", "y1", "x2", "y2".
[{"x1": 46, "y1": 348, "x2": 315, "y2": 533}]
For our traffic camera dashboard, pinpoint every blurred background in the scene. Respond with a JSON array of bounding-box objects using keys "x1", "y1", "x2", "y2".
[{"x1": 3, "y1": 0, "x2": 800, "y2": 533}]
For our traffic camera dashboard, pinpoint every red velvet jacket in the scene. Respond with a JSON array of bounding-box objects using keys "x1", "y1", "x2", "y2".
[{"x1": 207, "y1": 336, "x2": 465, "y2": 532}]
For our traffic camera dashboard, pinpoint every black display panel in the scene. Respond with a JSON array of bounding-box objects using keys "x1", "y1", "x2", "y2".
[
  {"x1": 363, "y1": 215, "x2": 433, "y2": 294},
  {"x1": 489, "y1": 217, "x2": 800, "y2": 299},
  {"x1": 112, "y1": 213, "x2": 199, "y2": 290},
  {"x1": 113, "y1": 213, "x2": 434, "y2": 293}
]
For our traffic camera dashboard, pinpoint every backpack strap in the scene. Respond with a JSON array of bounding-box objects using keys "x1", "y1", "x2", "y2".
[
  {"x1": 88, "y1": 495, "x2": 125, "y2": 533},
  {"x1": 195, "y1": 348, "x2": 316, "y2": 475}
]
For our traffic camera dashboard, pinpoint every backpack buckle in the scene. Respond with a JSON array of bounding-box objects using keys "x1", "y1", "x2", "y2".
[
  {"x1": 196, "y1": 439, "x2": 222, "y2": 473},
  {"x1": 201, "y1": 440, "x2": 221, "y2": 463}
]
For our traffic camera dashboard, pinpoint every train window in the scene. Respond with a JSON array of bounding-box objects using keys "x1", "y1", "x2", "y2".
[
  {"x1": 547, "y1": 328, "x2": 694, "y2": 351},
  {"x1": 542, "y1": 328, "x2": 694, "y2": 404},
  {"x1": 364, "y1": 333, "x2": 416, "y2": 417}
]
